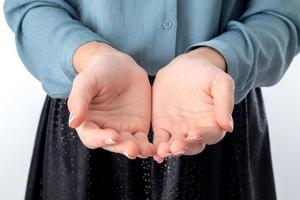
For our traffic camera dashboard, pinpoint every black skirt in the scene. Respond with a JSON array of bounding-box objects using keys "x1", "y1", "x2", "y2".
[{"x1": 25, "y1": 75, "x2": 276, "y2": 200}]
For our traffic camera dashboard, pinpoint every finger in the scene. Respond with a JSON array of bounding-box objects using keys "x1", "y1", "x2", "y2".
[
  {"x1": 183, "y1": 142, "x2": 206, "y2": 155},
  {"x1": 153, "y1": 129, "x2": 171, "y2": 162},
  {"x1": 67, "y1": 73, "x2": 99, "y2": 128},
  {"x1": 76, "y1": 121, "x2": 120, "y2": 149},
  {"x1": 183, "y1": 128, "x2": 207, "y2": 155},
  {"x1": 186, "y1": 127, "x2": 206, "y2": 142},
  {"x1": 153, "y1": 155, "x2": 164, "y2": 164},
  {"x1": 168, "y1": 129, "x2": 190, "y2": 156},
  {"x1": 103, "y1": 131, "x2": 139, "y2": 159},
  {"x1": 133, "y1": 131, "x2": 154, "y2": 158},
  {"x1": 211, "y1": 74, "x2": 235, "y2": 132}
]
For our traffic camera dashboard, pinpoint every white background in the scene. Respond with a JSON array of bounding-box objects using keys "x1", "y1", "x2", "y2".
[{"x1": 0, "y1": 7, "x2": 300, "y2": 200}]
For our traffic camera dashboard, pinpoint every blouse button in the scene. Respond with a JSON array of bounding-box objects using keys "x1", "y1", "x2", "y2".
[{"x1": 162, "y1": 19, "x2": 172, "y2": 29}]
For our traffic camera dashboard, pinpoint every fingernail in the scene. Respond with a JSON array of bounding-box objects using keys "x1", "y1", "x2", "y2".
[
  {"x1": 156, "y1": 158, "x2": 164, "y2": 164},
  {"x1": 172, "y1": 150, "x2": 186, "y2": 156},
  {"x1": 105, "y1": 138, "x2": 117, "y2": 145},
  {"x1": 187, "y1": 135, "x2": 203, "y2": 140},
  {"x1": 229, "y1": 115, "x2": 234, "y2": 132},
  {"x1": 123, "y1": 152, "x2": 133, "y2": 159},
  {"x1": 68, "y1": 112, "x2": 75, "y2": 125},
  {"x1": 137, "y1": 154, "x2": 147, "y2": 159}
]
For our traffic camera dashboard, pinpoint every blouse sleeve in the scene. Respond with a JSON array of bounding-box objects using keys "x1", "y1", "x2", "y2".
[
  {"x1": 4, "y1": 0, "x2": 112, "y2": 98},
  {"x1": 185, "y1": 0, "x2": 300, "y2": 104}
]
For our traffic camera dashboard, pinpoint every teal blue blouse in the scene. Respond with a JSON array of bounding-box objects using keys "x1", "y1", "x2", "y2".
[{"x1": 4, "y1": 0, "x2": 300, "y2": 103}]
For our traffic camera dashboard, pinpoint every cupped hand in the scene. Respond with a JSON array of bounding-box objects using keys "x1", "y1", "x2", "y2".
[
  {"x1": 152, "y1": 47, "x2": 235, "y2": 163},
  {"x1": 67, "y1": 42, "x2": 154, "y2": 159}
]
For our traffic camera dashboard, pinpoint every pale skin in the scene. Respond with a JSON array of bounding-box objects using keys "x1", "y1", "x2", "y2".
[{"x1": 68, "y1": 41, "x2": 235, "y2": 162}]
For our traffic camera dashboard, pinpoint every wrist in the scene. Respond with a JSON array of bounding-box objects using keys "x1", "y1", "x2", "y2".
[
  {"x1": 72, "y1": 41, "x2": 119, "y2": 73},
  {"x1": 186, "y1": 46, "x2": 227, "y2": 72}
]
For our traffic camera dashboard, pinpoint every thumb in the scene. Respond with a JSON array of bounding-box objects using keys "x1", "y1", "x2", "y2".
[
  {"x1": 211, "y1": 73, "x2": 235, "y2": 132},
  {"x1": 67, "y1": 73, "x2": 98, "y2": 128}
]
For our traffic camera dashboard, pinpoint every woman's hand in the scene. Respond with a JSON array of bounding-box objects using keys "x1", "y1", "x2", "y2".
[
  {"x1": 152, "y1": 47, "x2": 235, "y2": 163},
  {"x1": 67, "y1": 41, "x2": 154, "y2": 159}
]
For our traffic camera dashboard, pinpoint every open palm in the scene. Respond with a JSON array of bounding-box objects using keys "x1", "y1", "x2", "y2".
[
  {"x1": 152, "y1": 54, "x2": 235, "y2": 162},
  {"x1": 68, "y1": 52, "x2": 154, "y2": 159}
]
